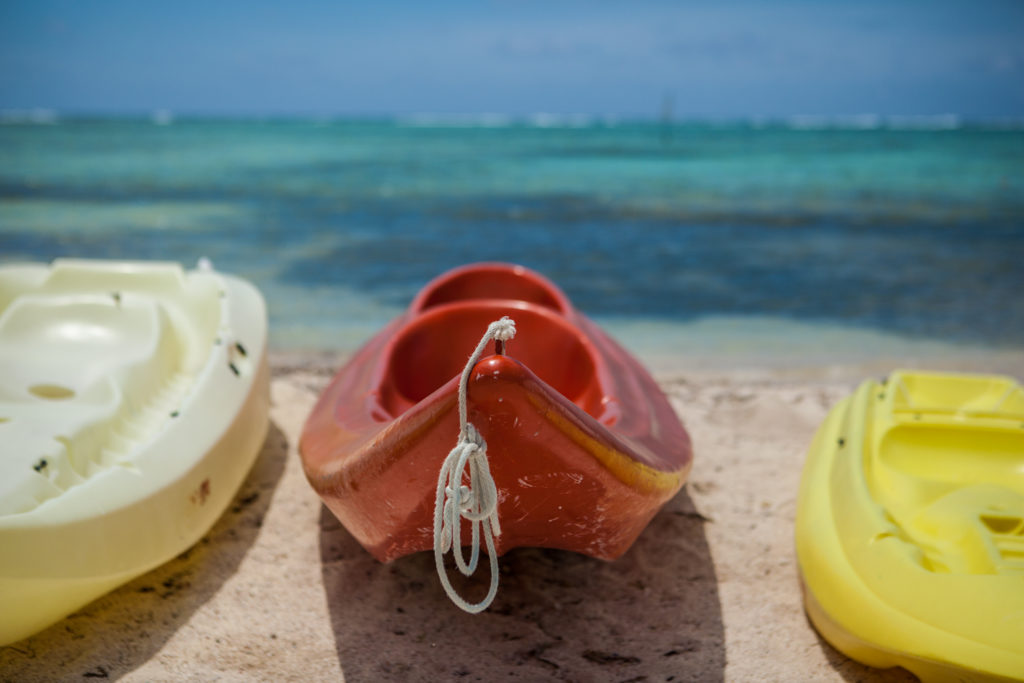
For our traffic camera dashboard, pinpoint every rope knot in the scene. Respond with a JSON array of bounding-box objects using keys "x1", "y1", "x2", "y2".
[
  {"x1": 433, "y1": 317, "x2": 516, "y2": 614},
  {"x1": 489, "y1": 316, "x2": 516, "y2": 342}
]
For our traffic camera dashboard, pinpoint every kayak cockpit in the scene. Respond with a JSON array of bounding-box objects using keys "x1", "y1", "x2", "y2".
[{"x1": 377, "y1": 300, "x2": 607, "y2": 421}]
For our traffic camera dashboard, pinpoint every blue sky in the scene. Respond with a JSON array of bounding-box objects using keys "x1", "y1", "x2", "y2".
[{"x1": 1, "y1": 0, "x2": 1022, "y2": 117}]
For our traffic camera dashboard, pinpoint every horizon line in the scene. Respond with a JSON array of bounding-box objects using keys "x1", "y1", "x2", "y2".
[{"x1": 3, "y1": 108, "x2": 1024, "y2": 131}]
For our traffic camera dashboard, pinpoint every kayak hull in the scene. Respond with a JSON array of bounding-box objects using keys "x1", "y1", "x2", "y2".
[
  {"x1": 0, "y1": 260, "x2": 269, "y2": 646},
  {"x1": 796, "y1": 370, "x2": 1024, "y2": 682},
  {"x1": 301, "y1": 263, "x2": 692, "y2": 563}
]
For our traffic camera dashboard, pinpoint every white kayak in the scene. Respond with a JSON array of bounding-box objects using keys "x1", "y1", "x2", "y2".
[{"x1": 0, "y1": 259, "x2": 269, "y2": 645}]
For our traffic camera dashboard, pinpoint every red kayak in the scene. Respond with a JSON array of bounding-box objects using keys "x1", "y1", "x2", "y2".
[{"x1": 300, "y1": 263, "x2": 692, "y2": 606}]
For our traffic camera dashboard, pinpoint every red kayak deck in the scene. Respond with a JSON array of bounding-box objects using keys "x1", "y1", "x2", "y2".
[{"x1": 300, "y1": 263, "x2": 693, "y2": 562}]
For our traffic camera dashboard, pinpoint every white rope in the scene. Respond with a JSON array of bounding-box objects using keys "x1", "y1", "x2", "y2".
[{"x1": 433, "y1": 316, "x2": 516, "y2": 613}]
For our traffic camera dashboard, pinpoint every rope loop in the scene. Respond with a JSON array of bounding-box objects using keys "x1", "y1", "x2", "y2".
[{"x1": 433, "y1": 316, "x2": 515, "y2": 613}]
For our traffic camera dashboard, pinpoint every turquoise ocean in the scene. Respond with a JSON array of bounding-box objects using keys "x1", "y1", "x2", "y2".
[{"x1": 1, "y1": 116, "x2": 1022, "y2": 365}]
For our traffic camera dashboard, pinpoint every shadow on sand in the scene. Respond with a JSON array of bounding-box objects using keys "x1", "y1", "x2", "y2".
[
  {"x1": 0, "y1": 422, "x2": 289, "y2": 681},
  {"x1": 320, "y1": 487, "x2": 725, "y2": 682}
]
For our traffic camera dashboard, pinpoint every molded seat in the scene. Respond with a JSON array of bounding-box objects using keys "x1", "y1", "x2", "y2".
[{"x1": 380, "y1": 301, "x2": 604, "y2": 420}]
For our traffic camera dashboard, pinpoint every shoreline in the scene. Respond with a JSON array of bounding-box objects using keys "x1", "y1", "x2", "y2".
[{"x1": 269, "y1": 336, "x2": 1024, "y2": 383}]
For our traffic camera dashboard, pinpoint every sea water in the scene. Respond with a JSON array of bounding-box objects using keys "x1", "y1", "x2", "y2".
[{"x1": 1, "y1": 117, "x2": 1022, "y2": 366}]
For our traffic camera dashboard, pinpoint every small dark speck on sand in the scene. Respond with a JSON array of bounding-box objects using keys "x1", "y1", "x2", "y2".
[
  {"x1": 82, "y1": 666, "x2": 109, "y2": 678},
  {"x1": 582, "y1": 650, "x2": 641, "y2": 665}
]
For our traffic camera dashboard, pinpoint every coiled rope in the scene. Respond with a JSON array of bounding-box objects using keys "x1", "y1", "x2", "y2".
[{"x1": 433, "y1": 316, "x2": 516, "y2": 613}]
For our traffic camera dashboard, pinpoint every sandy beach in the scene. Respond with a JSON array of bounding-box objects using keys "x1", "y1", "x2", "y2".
[{"x1": 2, "y1": 350, "x2": 1021, "y2": 682}]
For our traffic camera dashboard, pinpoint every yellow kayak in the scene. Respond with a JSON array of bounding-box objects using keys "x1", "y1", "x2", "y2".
[
  {"x1": 0, "y1": 259, "x2": 269, "y2": 645},
  {"x1": 796, "y1": 370, "x2": 1024, "y2": 682}
]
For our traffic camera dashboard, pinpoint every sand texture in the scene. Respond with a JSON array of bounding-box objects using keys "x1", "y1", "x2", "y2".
[{"x1": 4, "y1": 354, "x2": 1019, "y2": 682}]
